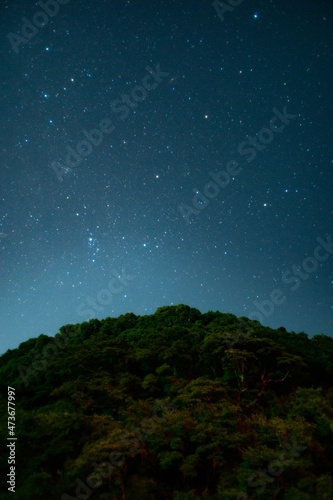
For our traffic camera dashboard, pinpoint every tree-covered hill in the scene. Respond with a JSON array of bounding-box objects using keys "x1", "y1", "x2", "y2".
[{"x1": 1, "y1": 305, "x2": 333, "y2": 499}]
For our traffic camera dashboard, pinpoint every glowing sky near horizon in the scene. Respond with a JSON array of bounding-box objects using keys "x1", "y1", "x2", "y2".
[{"x1": 0, "y1": 0, "x2": 332, "y2": 353}]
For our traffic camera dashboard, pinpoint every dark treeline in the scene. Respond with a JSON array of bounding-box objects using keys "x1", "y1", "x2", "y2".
[{"x1": 0, "y1": 305, "x2": 333, "y2": 499}]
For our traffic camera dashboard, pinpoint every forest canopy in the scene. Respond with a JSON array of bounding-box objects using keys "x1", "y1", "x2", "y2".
[{"x1": 0, "y1": 305, "x2": 333, "y2": 499}]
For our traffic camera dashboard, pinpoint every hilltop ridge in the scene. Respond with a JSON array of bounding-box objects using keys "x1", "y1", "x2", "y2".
[{"x1": 0, "y1": 305, "x2": 333, "y2": 499}]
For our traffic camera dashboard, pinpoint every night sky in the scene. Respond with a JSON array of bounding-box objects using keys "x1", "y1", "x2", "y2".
[{"x1": 1, "y1": 0, "x2": 332, "y2": 354}]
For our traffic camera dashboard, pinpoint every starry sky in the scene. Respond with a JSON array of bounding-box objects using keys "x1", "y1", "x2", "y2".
[{"x1": 0, "y1": 0, "x2": 332, "y2": 354}]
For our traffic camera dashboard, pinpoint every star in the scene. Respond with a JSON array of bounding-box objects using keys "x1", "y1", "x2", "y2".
[{"x1": 0, "y1": 0, "x2": 332, "y2": 354}]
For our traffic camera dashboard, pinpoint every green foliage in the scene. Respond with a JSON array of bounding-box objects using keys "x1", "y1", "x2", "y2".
[{"x1": 0, "y1": 305, "x2": 332, "y2": 499}]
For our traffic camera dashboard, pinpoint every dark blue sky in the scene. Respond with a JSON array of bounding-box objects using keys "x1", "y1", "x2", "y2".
[{"x1": 0, "y1": 0, "x2": 332, "y2": 353}]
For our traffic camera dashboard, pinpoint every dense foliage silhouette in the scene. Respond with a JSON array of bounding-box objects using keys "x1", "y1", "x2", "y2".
[{"x1": 1, "y1": 305, "x2": 333, "y2": 499}]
